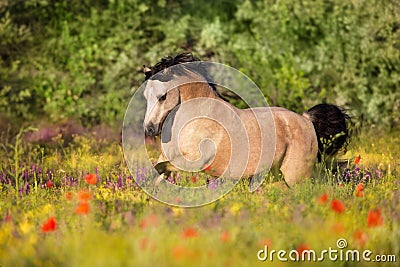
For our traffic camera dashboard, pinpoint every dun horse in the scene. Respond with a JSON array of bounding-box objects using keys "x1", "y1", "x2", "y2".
[{"x1": 142, "y1": 53, "x2": 350, "y2": 187}]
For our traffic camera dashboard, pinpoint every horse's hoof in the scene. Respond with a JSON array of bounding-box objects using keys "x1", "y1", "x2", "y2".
[{"x1": 154, "y1": 174, "x2": 165, "y2": 186}]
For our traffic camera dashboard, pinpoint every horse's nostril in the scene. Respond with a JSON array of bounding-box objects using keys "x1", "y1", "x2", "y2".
[{"x1": 145, "y1": 124, "x2": 156, "y2": 136}]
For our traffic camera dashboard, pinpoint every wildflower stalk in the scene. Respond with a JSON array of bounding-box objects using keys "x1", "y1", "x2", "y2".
[
  {"x1": 33, "y1": 170, "x2": 37, "y2": 194},
  {"x1": 11, "y1": 127, "x2": 37, "y2": 199}
]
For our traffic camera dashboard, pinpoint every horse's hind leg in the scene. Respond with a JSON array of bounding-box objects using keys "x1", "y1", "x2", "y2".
[{"x1": 280, "y1": 146, "x2": 317, "y2": 187}]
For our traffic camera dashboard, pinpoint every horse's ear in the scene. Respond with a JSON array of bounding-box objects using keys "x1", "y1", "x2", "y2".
[
  {"x1": 143, "y1": 65, "x2": 152, "y2": 79},
  {"x1": 143, "y1": 65, "x2": 151, "y2": 73}
]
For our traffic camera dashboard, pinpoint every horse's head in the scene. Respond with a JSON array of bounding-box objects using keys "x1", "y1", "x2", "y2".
[
  {"x1": 142, "y1": 53, "x2": 221, "y2": 137},
  {"x1": 143, "y1": 78, "x2": 181, "y2": 136}
]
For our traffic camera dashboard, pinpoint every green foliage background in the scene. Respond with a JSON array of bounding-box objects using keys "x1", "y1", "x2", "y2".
[{"x1": 1, "y1": 0, "x2": 399, "y2": 128}]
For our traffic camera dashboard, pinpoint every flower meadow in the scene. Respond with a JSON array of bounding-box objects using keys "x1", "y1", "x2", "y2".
[{"x1": 0, "y1": 129, "x2": 399, "y2": 267}]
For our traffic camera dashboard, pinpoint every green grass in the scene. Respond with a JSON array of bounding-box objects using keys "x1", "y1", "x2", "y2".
[{"x1": 0, "y1": 129, "x2": 399, "y2": 267}]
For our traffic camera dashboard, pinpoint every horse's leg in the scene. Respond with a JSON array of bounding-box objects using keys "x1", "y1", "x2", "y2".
[
  {"x1": 154, "y1": 160, "x2": 170, "y2": 174},
  {"x1": 154, "y1": 160, "x2": 175, "y2": 184},
  {"x1": 154, "y1": 153, "x2": 179, "y2": 186},
  {"x1": 279, "y1": 144, "x2": 317, "y2": 187},
  {"x1": 154, "y1": 173, "x2": 165, "y2": 186}
]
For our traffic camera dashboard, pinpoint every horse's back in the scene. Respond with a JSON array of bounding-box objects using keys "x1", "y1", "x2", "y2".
[{"x1": 270, "y1": 107, "x2": 316, "y2": 140}]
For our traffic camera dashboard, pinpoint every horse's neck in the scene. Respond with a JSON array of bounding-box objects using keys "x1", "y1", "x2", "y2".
[{"x1": 179, "y1": 82, "x2": 220, "y2": 102}]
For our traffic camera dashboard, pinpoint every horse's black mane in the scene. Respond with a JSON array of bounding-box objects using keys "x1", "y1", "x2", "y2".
[
  {"x1": 144, "y1": 52, "x2": 200, "y2": 80},
  {"x1": 143, "y1": 52, "x2": 223, "y2": 98}
]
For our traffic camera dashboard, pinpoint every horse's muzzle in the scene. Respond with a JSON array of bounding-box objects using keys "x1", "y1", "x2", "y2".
[{"x1": 144, "y1": 122, "x2": 160, "y2": 137}]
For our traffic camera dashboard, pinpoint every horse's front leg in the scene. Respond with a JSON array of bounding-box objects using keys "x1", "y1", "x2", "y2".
[
  {"x1": 154, "y1": 161, "x2": 171, "y2": 186},
  {"x1": 154, "y1": 173, "x2": 167, "y2": 186},
  {"x1": 153, "y1": 154, "x2": 179, "y2": 185}
]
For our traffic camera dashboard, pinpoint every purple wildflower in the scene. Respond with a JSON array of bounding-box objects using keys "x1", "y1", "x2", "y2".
[
  {"x1": 375, "y1": 169, "x2": 383, "y2": 179},
  {"x1": 135, "y1": 169, "x2": 145, "y2": 184},
  {"x1": 117, "y1": 173, "x2": 123, "y2": 189},
  {"x1": 363, "y1": 171, "x2": 372, "y2": 182},
  {"x1": 18, "y1": 182, "x2": 30, "y2": 197},
  {"x1": 64, "y1": 175, "x2": 78, "y2": 187},
  {"x1": 95, "y1": 166, "x2": 101, "y2": 182},
  {"x1": 25, "y1": 182, "x2": 30, "y2": 195},
  {"x1": 23, "y1": 169, "x2": 29, "y2": 181},
  {"x1": 208, "y1": 178, "x2": 222, "y2": 190},
  {"x1": 46, "y1": 169, "x2": 53, "y2": 180},
  {"x1": 176, "y1": 172, "x2": 182, "y2": 182},
  {"x1": 167, "y1": 175, "x2": 175, "y2": 184}
]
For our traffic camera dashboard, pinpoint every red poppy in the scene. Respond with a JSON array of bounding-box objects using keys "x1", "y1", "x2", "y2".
[
  {"x1": 182, "y1": 227, "x2": 198, "y2": 238},
  {"x1": 355, "y1": 191, "x2": 364, "y2": 197},
  {"x1": 139, "y1": 220, "x2": 147, "y2": 229},
  {"x1": 367, "y1": 209, "x2": 383, "y2": 228},
  {"x1": 139, "y1": 214, "x2": 158, "y2": 229},
  {"x1": 5, "y1": 215, "x2": 12, "y2": 222},
  {"x1": 75, "y1": 202, "x2": 90, "y2": 215},
  {"x1": 84, "y1": 173, "x2": 97, "y2": 185},
  {"x1": 296, "y1": 243, "x2": 311, "y2": 255},
  {"x1": 77, "y1": 190, "x2": 92, "y2": 201},
  {"x1": 331, "y1": 199, "x2": 346, "y2": 213},
  {"x1": 46, "y1": 180, "x2": 54, "y2": 188},
  {"x1": 332, "y1": 223, "x2": 345, "y2": 234},
  {"x1": 191, "y1": 176, "x2": 197, "y2": 183},
  {"x1": 220, "y1": 231, "x2": 231, "y2": 242},
  {"x1": 65, "y1": 192, "x2": 73, "y2": 201},
  {"x1": 355, "y1": 183, "x2": 365, "y2": 197},
  {"x1": 204, "y1": 164, "x2": 212, "y2": 171},
  {"x1": 317, "y1": 193, "x2": 328, "y2": 204},
  {"x1": 354, "y1": 155, "x2": 361, "y2": 164},
  {"x1": 174, "y1": 197, "x2": 182, "y2": 204},
  {"x1": 354, "y1": 230, "x2": 368, "y2": 246},
  {"x1": 139, "y1": 237, "x2": 148, "y2": 250},
  {"x1": 355, "y1": 183, "x2": 364, "y2": 192},
  {"x1": 260, "y1": 239, "x2": 272, "y2": 247},
  {"x1": 171, "y1": 246, "x2": 200, "y2": 260},
  {"x1": 171, "y1": 245, "x2": 190, "y2": 260},
  {"x1": 338, "y1": 182, "x2": 344, "y2": 187},
  {"x1": 41, "y1": 217, "x2": 57, "y2": 232}
]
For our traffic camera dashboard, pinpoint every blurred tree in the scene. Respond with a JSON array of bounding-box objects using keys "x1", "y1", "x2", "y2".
[{"x1": 0, "y1": 0, "x2": 399, "y2": 129}]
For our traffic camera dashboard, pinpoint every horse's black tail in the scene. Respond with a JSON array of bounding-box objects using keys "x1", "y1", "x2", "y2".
[{"x1": 304, "y1": 104, "x2": 351, "y2": 161}]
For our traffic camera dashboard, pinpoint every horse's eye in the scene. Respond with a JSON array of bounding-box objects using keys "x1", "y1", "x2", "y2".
[{"x1": 158, "y1": 93, "x2": 167, "y2": 102}]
